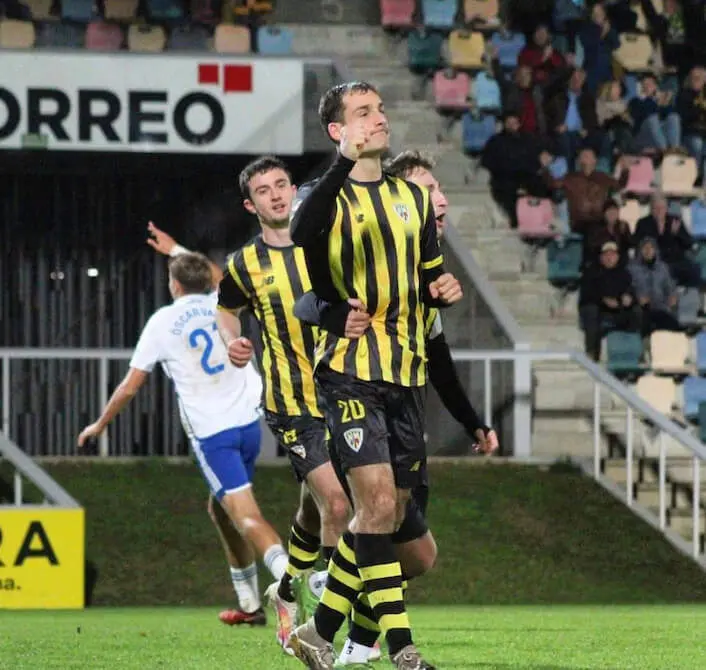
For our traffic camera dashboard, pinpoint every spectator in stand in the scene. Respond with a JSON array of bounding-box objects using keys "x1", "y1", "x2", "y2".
[
  {"x1": 579, "y1": 3, "x2": 620, "y2": 95},
  {"x1": 481, "y1": 111, "x2": 549, "y2": 227},
  {"x1": 490, "y1": 51, "x2": 546, "y2": 135},
  {"x1": 628, "y1": 74, "x2": 682, "y2": 153},
  {"x1": 517, "y1": 24, "x2": 566, "y2": 88},
  {"x1": 584, "y1": 199, "x2": 633, "y2": 268},
  {"x1": 579, "y1": 241, "x2": 642, "y2": 361},
  {"x1": 678, "y1": 67, "x2": 706, "y2": 181},
  {"x1": 629, "y1": 237, "x2": 682, "y2": 334},
  {"x1": 544, "y1": 67, "x2": 602, "y2": 167},
  {"x1": 545, "y1": 147, "x2": 628, "y2": 233},
  {"x1": 596, "y1": 80, "x2": 634, "y2": 156},
  {"x1": 639, "y1": 0, "x2": 689, "y2": 79},
  {"x1": 633, "y1": 194, "x2": 700, "y2": 287}
]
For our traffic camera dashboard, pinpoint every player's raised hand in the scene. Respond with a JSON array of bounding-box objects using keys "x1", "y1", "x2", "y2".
[
  {"x1": 429, "y1": 273, "x2": 463, "y2": 305},
  {"x1": 339, "y1": 123, "x2": 369, "y2": 162},
  {"x1": 77, "y1": 422, "x2": 104, "y2": 448},
  {"x1": 146, "y1": 221, "x2": 177, "y2": 256},
  {"x1": 472, "y1": 428, "x2": 499, "y2": 455},
  {"x1": 227, "y1": 337, "x2": 253, "y2": 368},
  {"x1": 345, "y1": 298, "x2": 371, "y2": 339}
]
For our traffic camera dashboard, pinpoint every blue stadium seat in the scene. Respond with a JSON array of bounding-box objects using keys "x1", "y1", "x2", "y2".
[
  {"x1": 678, "y1": 287, "x2": 700, "y2": 328},
  {"x1": 421, "y1": 0, "x2": 457, "y2": 29},
  {"x1": 489, "y1": 31, "x2": 525, "y2": 69},
  {"x1": 693, "y1": 242, "x2": 706, "y2": 284},
  {"x1": 168, "y1": 24, "x2": 208, "y2": 50},
  {"x1": 473, "y1": 71, "x2": 501, "y2": 111},
  {"x1": 624, "y1": 74, "x2": 639, "y2": 101},
  {"x1": 461, "y1": 112, "x2": 496, "y2": 154},
  {"x1": 147, "y1": 0, "x2": 184, "y2": 20},
  {"x1": 61, "y1": 0, "x2": 94, "y2": 22},
  {"x1": 606, "y1": 331, "x2": 644, "y2": 376},
  {"x1": 407, "y1": 29, "x2": 444, "y2": 70},
  {"x1": 690, "y1": 200, "x2": 706, "y2": 239},
  {"x1": 35, "y1": 22, "x2": 84, "y2": 47},
  {"x1": 696, "y1": 332, "x2": 706, "y2": 375},
  {"x1": 547, "y1": 234, "x2": 583, "y2": 285},
  {"x1": 257, "y1": 25, "x2": 292, "y2": 54},
  {"x1": 683, "y1": 376, "x2": 706, "y2": 421}
]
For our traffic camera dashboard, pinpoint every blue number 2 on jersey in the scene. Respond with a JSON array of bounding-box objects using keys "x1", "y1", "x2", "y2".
[{"x1": 189, "y1": 323, "x2": 226, "y2": 376}]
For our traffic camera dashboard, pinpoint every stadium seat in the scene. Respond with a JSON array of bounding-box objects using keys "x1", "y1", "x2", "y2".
[
  {"x1": 23, "y1": 0, "x2": 53, "y2": 20},
  {"x1": 380, "y1": 0, "x2": 415, "y2": 29},
  {"x1": 35, "y1": 22, "x2": 84, "y2": 47},
  {"x1": 191, "y1": 0, "x2": 219, "y2": 24},
  {"x1": 682, "y1": 376, "x2": 706, "y2": 420},
  {"x1": 461, "y1": 112, "x2": 496, "y2": 153},
  {"x1": 624, "y1": 73, "x2": 639, "y2": 101},
  {"x1": 449, "y1": 30, "x2": 485, "y2": 69},
  {"x1": 606, "y1": 331, "x2": 644, "y2": 376},
  {"x1": 693, "y1": 242, "x2": 706, "y2": 284},
  {"x1": 61, "y1": 0, "x2": 95, "y2": 22},
  {"x1": 472, "y1": 71, "x2": 501, "y2": 111},
  {"x1": 464, "y1": 0, "x2": 500, "y2": 24},
  {"x1": 85, "y1": 22, "x2": 123, "y2": 50},
  {"x1": 127, "y1": 24, "x2": 166, "y2": 52},
  {"x1": 650, "y1": 331, "x2": 691, "y2": 376},
  {"x1": 489, "y1": 31, "x2": 525, "y2": 69},
  {"x1": 696, "y1": 332, "x2": 706, "y2": 375},
  {"x1": 235, "y1": 0, "x2": 272, "y2": 14},
  {"x1": 214, "y1": 24, "x2": 251, "y2": 53},
  {"x1": 636, "y1": 374, "x2": 677, "y2": 415},
  {"x1": 147, "y1": 0, "x2": 184, "y2": 20},
  {"x1": 168, "y1": 24, "x2": 209, "y2": 50},
  {"x1": 104, "y1": 0, "x2": 138, "y2": 20},
  {"x1": 678, "y1": 287, "x2": 700, "y2": 328},
  {"x1": 619, "y1": 198, "x2": 642, "y2": 233},
  {"x1": 661, "y1": 154, "x2": 698, "y2": 197},
  {"x1": 517, "y1": 197, "x2": 555, "y2": 240},
  {"x1": 690, "y1": 200, "x2": 706, "y2": 239},
  {"x1": 408, "y1": 29, "x2": 444, "y2": 71},
  {"x1": 547, "y1": 234, "x2": 583, "y2": 285},
  {"x1": 615, "y1": 33, "x2": 652, "y2": 71},
  {"x1": 549, "y1": 156, "x2": 568, "y2": 180},
  {"x1": 257, "y1": 26, "x2": 293, "y2": 55},
  {"x1": 623, "y1": 156, "x2": 654, "y2": 195},
  {"x1": 433, "y1": 70, "x2": 470, "y2": 110},
  {"x1": 421, "y1": 0, "x2": 457, "y2": 30},
  {"x1": 0, "y1": 19, "x2": 35, "y2": 48}
]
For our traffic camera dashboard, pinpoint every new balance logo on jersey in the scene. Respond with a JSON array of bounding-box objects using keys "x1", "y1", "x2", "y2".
[
  {"x1": 290, "y1": 444, "x2": 306, "y2": 459},
  {"x1": 343, "y1": 428, "x2": 364, "y2": 452},
  {"x1": 264, "y1": 275, "x2": 275, "y2": 285},
  {"x1": 410, "y1": 461, "x2": 421, "y2": 472},
  {"x1": 394, "y1": 203, "x2": 410, "y2": 224}
]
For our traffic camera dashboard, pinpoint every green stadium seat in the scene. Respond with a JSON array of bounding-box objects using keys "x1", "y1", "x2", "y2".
[
  {"x1": 606, "y1": 330, "x2": 644, "y2": 376},
  {"x1": 407, "y1": 29, "x2": 444, "y2": 71},
  {"x1": 547, "y1": 234, "x2": 583, "y2": 286}
]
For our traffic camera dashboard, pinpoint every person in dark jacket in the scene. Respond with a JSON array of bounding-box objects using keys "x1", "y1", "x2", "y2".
[
  {"x1": 517, "y1": 24, "x2": 566, "y2": 87},
  {"x1": 639, "y1": 0, "x2": 688, "y2": 79},
  {"x1": 481, "y1": 112, "x2": 550, "y2": 226},
  {"x1": 584, "y1": 199, "x2": 633, "y2": 268},
  {"x1": 544, "y1": 67, "x2": 602, "y2": 168},
  {"x1": 629, "y1": 237, "x2": 681, "y2": 334},
  {"x1": 628, "y1": 74, "x2": 682, "y2": 152},
  {"x1": 633, "y1": 194, "x2": 700, "y2": 286},
  {"x1": 579, "y1": 3, "x2": 620, "y2": 95},
  {"x1": 677, "y1": 67, "x2": 706, "y2": 179},
  {"x1": 579, "y1": 241, "x2": 642, "y2": 361}
]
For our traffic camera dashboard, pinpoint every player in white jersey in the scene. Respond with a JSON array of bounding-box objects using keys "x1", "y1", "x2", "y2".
[{"x1": 78, "y1": 252, "x2": 290, "y2": 621}]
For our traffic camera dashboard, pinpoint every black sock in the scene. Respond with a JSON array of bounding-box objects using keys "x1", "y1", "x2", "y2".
[
  {"x1": 278, "y1": 521, "x2": 320, "y2": 602},
  {"x1": 349, "y1": 593, "x2": 380, "y2": 648},
  {"x1": 355, "y1": 533, "x2": 412, "y2": 656},
  {"x1": 322, "y1": 545, "x2": 335, "y2": 563}
]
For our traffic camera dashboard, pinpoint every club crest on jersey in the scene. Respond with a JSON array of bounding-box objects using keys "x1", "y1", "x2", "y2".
[
  {"x1": 343, "y1": 428, "x2": 364, "y2": 452},
  {"x1": 394, "y1": 203, "x2": 410, "y2": 224},
  {"x1": 290, "y1": 444, "x2": 306, "y2": 459}
]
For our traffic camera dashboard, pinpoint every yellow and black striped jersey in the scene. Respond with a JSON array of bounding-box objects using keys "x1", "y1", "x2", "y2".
[
  {"x1": 217, "y1": 236, "x2": 321, "y2": 418},
  {"x1": 299, "y1": 174, "x2": 443, "y2": 388}
]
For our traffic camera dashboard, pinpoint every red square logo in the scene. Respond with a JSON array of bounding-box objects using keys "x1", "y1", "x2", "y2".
[
  {"x1": 198, "y1": 64, "x2": 219, "y2": 85},
  {"x1": 224, "y1": 65, "x2": 253, "y2": 93}
]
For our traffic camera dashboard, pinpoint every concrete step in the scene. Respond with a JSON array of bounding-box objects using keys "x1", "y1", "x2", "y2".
[
  {"x1": 533, "y1": 367, "x2": 614, "y2": 411},
  {"x1": 531, "y1": 429, "x2": 603, "y2": 459},
  {"x1": 635, "y1": 482, "x2": 692, "y2": 509},
  {"x1": 646, "y1": 507, "x2": 705, "y2": 540},
  {"x1": 523, "y1": 323, "x2": 583, "y2": 349}
]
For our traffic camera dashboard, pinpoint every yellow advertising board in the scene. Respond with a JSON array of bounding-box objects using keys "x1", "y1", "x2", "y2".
[{"x1": 0, "y1": 507, "x2": 84, "y2": 609}]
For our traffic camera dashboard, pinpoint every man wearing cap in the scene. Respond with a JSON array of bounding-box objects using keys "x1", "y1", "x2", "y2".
[{"x1": 579, "y1": 240, "x2": 642, "y2": 361}]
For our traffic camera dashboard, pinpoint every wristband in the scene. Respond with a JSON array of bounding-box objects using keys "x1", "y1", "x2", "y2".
[{"x1": 169, "y1": 244, "x2": 189, "y2": 258}]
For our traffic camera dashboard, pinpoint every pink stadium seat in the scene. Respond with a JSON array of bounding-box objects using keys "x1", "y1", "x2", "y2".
[
  {"x1": 623, "y1": 156, "x2": 654, "y2": 195},
  {"x1": 432, "y1": 70, "x2": 470, "y2": 110},
  {"x1": 517, "y1": 197, "x2": 555, "y2": 238},
  {"x1": 380, "y1": 0, "x2": 415, "y2": 29},
  {"x1": 85, "y1": 21, "x2": 123, "y2": 50}
]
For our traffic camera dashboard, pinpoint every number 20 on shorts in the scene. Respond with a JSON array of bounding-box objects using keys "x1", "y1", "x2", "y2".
[{"x1": 337, "y1": 399, "x2": 366, "y2": 423}]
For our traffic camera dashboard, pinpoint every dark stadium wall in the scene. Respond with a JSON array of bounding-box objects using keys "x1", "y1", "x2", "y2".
[{"x1": 272, "y1": 0, "x2": 381, "y2": 24}]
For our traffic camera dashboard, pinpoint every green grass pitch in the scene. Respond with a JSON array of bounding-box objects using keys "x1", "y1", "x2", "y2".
[{"x1": 2, "y1": 605, "x2": 706, "y2": 669}]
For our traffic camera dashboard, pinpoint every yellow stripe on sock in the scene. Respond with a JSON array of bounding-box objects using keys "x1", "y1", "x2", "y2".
[
  {"x1": 378, "y1": 612, "x2": 410, "y2": 633},
  {"x1": 329, "y1": 559, "x2": 362, "y2": 591},
  {"x1": 337, "y1": 536, "x2": 356, "y2": 565},
  {"x1": 351, "y1": 607, "x2": 379, "y2": 632},
  {"x1": 285, "y1": 563, "x2": 299, "y2": 578},
  {"x1": 358, "y1": 562, "x2": 402, "y2": 582},
  {"x1": 366, "y1": 587, "x2": 404, "y2": 607},
  {"x1": 320, "y1": 589, "x2": 356, "y2": 617},
  {"x1": 289, "y1": 543, "x2": 318, "y2": 564}
]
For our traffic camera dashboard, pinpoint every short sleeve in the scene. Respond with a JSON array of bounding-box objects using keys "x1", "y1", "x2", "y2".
[
  {"x1": 218, "y1": 254, "x2": 249, "y2": 312},
  {"x1": 129, "y1": 314, "x2": 163, "y2": 372}
]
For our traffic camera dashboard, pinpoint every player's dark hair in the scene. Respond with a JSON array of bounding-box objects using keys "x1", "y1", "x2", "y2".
[
  {"x1": 318, "y1": 81, "x2": 380, "y2": 142},
  {"x1": 384, "y1": 150, "x2": 435, "y2": 179},
  {"x1": 168, "y1": 252, "x2": 213, "y2": 295},
  {"x1": 238, "y1": 155, "x2": 292, "y2": 199}
]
